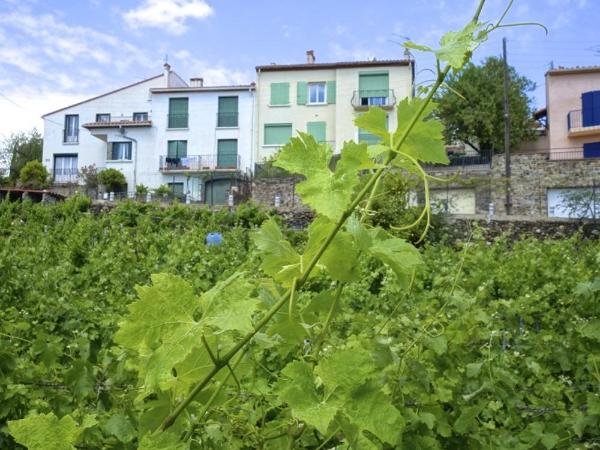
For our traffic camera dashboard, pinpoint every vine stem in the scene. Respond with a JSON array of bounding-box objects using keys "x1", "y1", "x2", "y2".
[
  {"x1": 158, "y1": 1, "x2": 488, "y2": 431},
  {"x1": 311, "y1": 282, "x2": 344, "y2": 358}
]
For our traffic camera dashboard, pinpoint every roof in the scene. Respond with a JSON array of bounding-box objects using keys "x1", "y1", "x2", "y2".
[
  {"x1": 256, "y1": 59, "x2": 411, "y2": 72},
  {"x1": 546, "y1": 65, "x2": 600, "y2": 76},
  {"x1": 150, "y1": 84, "x2": 255, "y2": 94},
  {"x1": 42, "y1": 74, "x2": 164, "y2": 117}
]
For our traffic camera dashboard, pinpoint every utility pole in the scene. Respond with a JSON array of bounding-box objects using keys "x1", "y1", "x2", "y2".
[{"x1": 503, "y1": 37, "x2": 512, "y2": 215}]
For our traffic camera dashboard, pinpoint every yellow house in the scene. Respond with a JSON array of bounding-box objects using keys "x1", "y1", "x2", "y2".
[{"x1": 254, "y1": 50, "x2": 414, "y2": 164}]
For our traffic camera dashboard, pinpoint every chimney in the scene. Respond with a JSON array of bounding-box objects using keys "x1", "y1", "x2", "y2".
[
  {"x1": 190, "y1": 77, "x2": 204, "y2": 88},
  {"x1": 306, "y1": 50, "x2": 315, "y2": 64},
  {"x1": 163, "y1": 63, "x2": 171, "y2": 87}
]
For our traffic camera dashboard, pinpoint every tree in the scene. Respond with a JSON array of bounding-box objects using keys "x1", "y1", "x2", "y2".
[
  {"x1": 98, "y1": 168, "x2": 127, "y2": 193},
  {"x1": 1, "y1": 129, "x2": 43, "y2": 184},
  {"x1": 79, "y1": 165, "x2": 100, "y2": 196},
  {"x1": 19, "y1": 160, "x2": 49, "y2": 189},
  {"x1": 435, "y1": 56, "x2": 536, "y2": 153}
]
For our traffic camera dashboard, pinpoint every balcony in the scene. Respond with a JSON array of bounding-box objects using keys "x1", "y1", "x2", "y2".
[
  {"x1": 217, "y1": 112, "x2": 239, "y2": 128},
  {"x1": 168, "y1": 113, "x2": 189, "y2": 129},
  {"x1": 63, "y1": 129, "x2": 79, "y2": 144},
  {"x1": 567, "y1": 108, "x2": 600, "y2": 137},
  {"x1": 82, "y1": 115, "x2": 152, "y2": 129},
  {"x1": 159, "y1": 154, "x2": 242, "y2": 172},
  {"x1": 53, "y1": 167, "x2": 79, "y2": 184},
  {"x1": 351, "y1": 90, "x2": 397, "y2": 110}
]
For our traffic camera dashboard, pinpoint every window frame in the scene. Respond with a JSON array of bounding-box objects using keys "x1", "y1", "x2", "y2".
[
  {"x1": 96, "y1": 113, "x2": 111, "y2": 123},
  {"x1": 109, "y1": 142, "x2": 132, "y2": 161},
  {"x1": 64, "y1": 114, "x2": 79, "y2": 143},
  {"x1": 307, "y1": 82, "x2": 327, "y2": 105},
  {"x1": 133, "y1": 112, "x2": 148, "y2": 122}
]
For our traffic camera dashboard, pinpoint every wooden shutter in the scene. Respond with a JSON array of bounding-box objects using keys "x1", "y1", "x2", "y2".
[
  {"x1": 168, "y1": 98, "x2": 189, "y2": 128},
  {"x1": 265, "y1": 124, "x2": 292, "y2": 145},
  {"x1": 270, "y1": 83, "x2": 290, "y2": 105},
  {"x1": 583, "y1": 142, "x2": 600, "y2": 158},
  {"x1": 307, "y1": 121, "x2": 326, "y2": 142},
  {"x1": 359, "y1": 72, "x2": 389, "y2": 98},
  {"x1": 297, "y1": 81, "x2": 307, "y2": 105},
  {"x1": 217, "y1": 139, "x2": 238, "y2": 168},
  {"x1": 218, "y1": 97, "x2": 238, "y2": 127},
  {"x1": 327, "y1": 81, "x2": 336, "y2": 104}
]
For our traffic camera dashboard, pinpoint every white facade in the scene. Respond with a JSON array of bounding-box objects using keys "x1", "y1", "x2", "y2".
[
  {"x1": 42, "y1": 65, "x2": 255, "y2": 204},
  {"x1": 255, "y1": 56, "x2": 414, "y2": 161}
]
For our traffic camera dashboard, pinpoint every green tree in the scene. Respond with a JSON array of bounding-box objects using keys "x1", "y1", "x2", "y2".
[
  {"x1": 1, "y1": 129, "x2": 43, "y2": 184},
  {"x1": 98, "y1": 168, "x2": 127, "y2": 193},
  {"x1": 19, "y1": 160, "x2": 50, "y2": 189},
  {"x1": 435, "y1": 56, "x2": 536, "y2": 152}
]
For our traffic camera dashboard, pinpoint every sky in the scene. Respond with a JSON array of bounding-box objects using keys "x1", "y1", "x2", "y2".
[{"x1": 0, "y1": 0, "x2": 598, "y2": 139}]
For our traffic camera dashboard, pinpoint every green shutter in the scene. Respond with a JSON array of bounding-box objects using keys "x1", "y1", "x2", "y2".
[
  {"x1": 218, "y1": 97, "x2": 238, "y2": 127},
  {"x1": 265, "y1": 124, "x2": 292, "y2": 145},
  {"x1": 217, "y1": 139, "x2": 238, "y2": 168},
  {"x1": 307, "y1": 121, "x2": 326, "y2": 142},
  {"x1": 327, "y1": 81, "x2": 336, "y2": 104},
  {"x1": 167, "y1": 140, "x2": 187, "y2": 158},
  {"x1": 168, "y1": 98, "x2": 189, "y2": 128},
  {"x1": 297, "y1": 81, "x2": 307, "y2": 105},
  {"x1": 270, "y1": 83, "x2": 290, "y2": 105},
  {"x1": 358, "y1": 72, "x2": 389, "y2": 98}
]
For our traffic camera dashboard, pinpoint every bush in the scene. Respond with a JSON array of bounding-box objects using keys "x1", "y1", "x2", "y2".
[
  {"x1": 154, "y1": 184, "x2": 171, "y2": 197},
  {"x1": 79, "y1": 165, "x2": 99, "y2": 193},
  {"x1": 135, "y1": 184, "x2": 149, "y2": 196},
  {"x1": 18, "y1": 160, "x2": 49, "y2": 189},
  {"x1": 98, "y1": 168, "x2": 126, "y2": 193}
]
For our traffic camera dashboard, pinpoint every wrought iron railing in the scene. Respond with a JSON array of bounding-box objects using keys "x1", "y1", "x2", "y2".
[
  {"x1": 167, "y1": 113, "x2": 189, "y2": 129},
  {"x1": 568, "y1": 108, "x2": 600, "y2": 130},
  {"x1": 351, "y1": 89, "x2": 397, "y2": 109},
  {"x1": 217, "y1": 112, "x2": 239, "y2": 127},
  {"x1": 424, "y1": 150, "x2": 492, "y2": 169},
  {"x1": 159, "y1": 154, "x2": 242, "y2": 171}
]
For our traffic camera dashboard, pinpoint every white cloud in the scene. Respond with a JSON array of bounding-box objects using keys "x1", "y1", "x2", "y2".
[
  {"x1": 124, "y1": 0, "x2": 213, "y2": 34},
  {"x1": 173, "y1": 51, "x2": 251, "y2": 86}
]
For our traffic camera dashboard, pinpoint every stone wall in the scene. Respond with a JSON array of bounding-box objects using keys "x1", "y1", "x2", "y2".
[{"x1": 252, "y1": 176, "x2": 309, "y2": 210}]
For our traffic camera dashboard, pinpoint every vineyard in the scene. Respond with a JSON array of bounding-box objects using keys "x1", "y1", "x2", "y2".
[
  {"x1": 2, "y1": 2, "x2": 600, "y2": 448},
  {"x1": 0, "y1": 198, "x2": 599, "y2": 449}
]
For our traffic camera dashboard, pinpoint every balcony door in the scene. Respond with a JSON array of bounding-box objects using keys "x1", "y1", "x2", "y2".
[
  {"x1": 218, "y1": 97, "x2": 238, "y2": 127},
  {"x1": 54, "y1": 154, "x2": 78, "y2": 183},
  {"x1": 358, "y1": 72, "x2": 389, "y2": 106},
  {"x1": 217, "y1": 139, "x2": 238, "y2": 168}
]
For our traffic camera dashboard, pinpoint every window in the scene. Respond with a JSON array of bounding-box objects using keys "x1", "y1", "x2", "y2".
[
  {"x1": 96, "y1": 113, "x2": 111, "y2": 123},
  {"x1": 270, "y1": 83, "x2": 290, "y2": 106},
  {"x1": 582, "y1": 91, "x2": 600, "y2": 127},
  {"x1": 168, "y1": 182, "x2": 185, "y2": 198},
  {"x1": 217, "y1": 97, "x2": 239, "y2": 127},
  {"x1": 217, "y1": 139, "x2": 238, "y2": 168},
  {"x1": 358, "y1": 72, "x2": 389, "y2": 106},
  {"x1": 307, "y1": 121, "x2": 326, "y2": 142},
  {"x1": 264, "y1": 124, "x2": 292, "y2": 146},
  {"x1": 168, "y1": 98, "x2": 189, "y2": 128},
  {"x1": 133, "y1": 112, "x2": 148, "y2": 122},
  {"x1": 308, "y1": 83, "x2": 326, "y2": 104},
  {"x1": 109, "y1": 142, "x2": 132, "y2": 160},
  {"x1": 64, "y1": 115, "x2": 79, "y2": 143},
  {"x1": 53, "y1": 154, "x2": 78, "y2": 183},
  {"x1": 167, "y1": 140, "x2": 188, "y2": 158}
]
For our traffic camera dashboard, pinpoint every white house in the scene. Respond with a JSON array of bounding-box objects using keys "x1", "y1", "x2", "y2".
[
  {"x1": 42, "y1": 64, "x2": 255, "y2": 204},
  {"x1": 254, "y1": 50, "x2": 415, "y2": 162}
]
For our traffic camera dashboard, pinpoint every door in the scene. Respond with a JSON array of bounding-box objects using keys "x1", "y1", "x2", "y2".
[
  {"x1": 204, "y1": 179, "x2": 231, "y2": 205},
  {"x1": 53, "y1": 154, "x2": 78, "y2": 183},
  {"x1": 217, "y1": 139, "x2": 238, "y2": 168}
]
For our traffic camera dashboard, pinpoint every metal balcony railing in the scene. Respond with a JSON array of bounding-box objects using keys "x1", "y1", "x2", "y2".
[
  {"x1": 423, "y1": 150, "x2": 492, "y2": 170},
  {"x1": 217, "y1": 112, "x2": 239, "y2": 127},
  {"x1": 167, "y1": 113, "x2": 189, "y2": 129},
  {"x1": 351, "y1": 89, "x2": 397, "y2": 109},
  {"x1": 63, "y1": 129, "x2": 79, "y2": 143},
  {"x1": 83, "y1": 114, "x2": 152, "y2": 128},
  {"x1": 568, "y1": 108, "x2": 600, "y2": 130},
  {"x1": 159, "y1": 154, "x2": 242, "y2": 171},
  {"x1": 53, "y1": 167, "x2": 79, "y2": 184}
]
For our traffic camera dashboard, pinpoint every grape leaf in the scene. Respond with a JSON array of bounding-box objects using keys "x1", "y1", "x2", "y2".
[
  {"x1": 115, "y1": 273, "x2": 204, "y2": 391},
  {"x1": 103, "y1": 413, "x2": 136, "y2": 444},
  {"x1": 274, "y1": 133, "x2": 372, "y2": 219},
  {"x1": 138, "y1": 431, "x2": 189, "y2": 450},
  {"x1": 393, "y1": 98, "x2": 448, "y2": 164},
  {"x1": 275, "y1": 361, "x2": 338, "y2": 434},
  {"x1": 253, "y1": 218, "x2": 301, "y2": 286},
  {"x1": 8, "y1": 413, "x2": 92, "y2": 450},
  {"x1": 354, "y1": 107, "x2": 389, "y2": 144},
  {"x1": 200, "y1": 272, "x2": 260, "y2": 333},
  {"x1": 315, "y1": 347, "x2": 377, "y2": 393}
]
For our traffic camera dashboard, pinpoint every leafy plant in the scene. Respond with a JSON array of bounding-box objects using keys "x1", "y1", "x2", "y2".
[
  {"x1": 98, "y1": 168, "x2": 127, "y2": 193},
  {"x1": 18, "y1": 160, "x2": 49, "y2": 189},
  {"x1": 79, "y1": 164, "x2": 99, "y2": 194},
  {"x1": 135, "y1": 184, "x2": 150, "y2": 196},
  {"x1": 154, "y1": 184, "x2": 171, "y2": 197}
]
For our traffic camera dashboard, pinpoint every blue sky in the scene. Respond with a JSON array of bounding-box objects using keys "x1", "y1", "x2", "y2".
[{"x1": 0, "y1": 0, "x2": 598, "y2": 138}]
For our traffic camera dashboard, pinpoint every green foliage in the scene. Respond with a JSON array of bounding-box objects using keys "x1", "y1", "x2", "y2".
[
  {"x1": 1, "y1": 129, "x2": 43, "y2": 184},
  {"x1": 435, "y1": 57, "x2": 537, "y2": 152},
  {"x1": 7, "y1": 412, "x2": 94, "y2": 450},
  {"x1": 136, "y1": 184, "x2": 150, "y2": 196},
  {"x1": 154, "y1": 184, "x2": 171, "y2": 197},
  {"x1": 98, "y1": 168, "x2": 127, "y2": 192},
  {"x1": 18, "y1": 160, "x2": 49, "y2": 189}
]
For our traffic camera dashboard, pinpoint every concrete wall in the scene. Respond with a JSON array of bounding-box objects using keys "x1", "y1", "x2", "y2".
[
  {"x1": 546, "y1": 69, "x2": 600, "y2": 154},
  {"x1": 255, "y1": 64, "x2": 413, "y2": 161}
]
